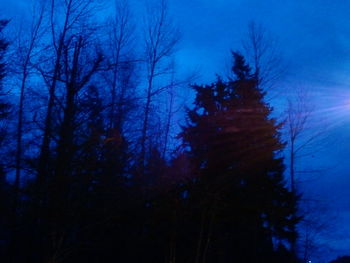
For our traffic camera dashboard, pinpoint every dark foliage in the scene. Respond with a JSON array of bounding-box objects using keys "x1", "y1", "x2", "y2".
[
  {"x1": 180, "y1": 52, "x2": 298, "y2": 263},
  {"x1": 0, "y1": 6, "x2": 302, "y2": 263}
]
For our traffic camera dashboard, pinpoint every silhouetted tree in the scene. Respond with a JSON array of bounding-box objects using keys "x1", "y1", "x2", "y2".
[
  {"x1": 140, "y1": 0, "x2": 180, "y2": 168},
  {"x1": 104, "y1": 0, "x2": 136, "y2": 133},
  {"x1": 0, "y1": 2, "x2": 316, "y2": 263},
  {"x1": 43, "y1": 33, "x2": 103, "y2": 262},
  {"x1": 0, "y1": 18, "x2": 12, "y2": 261},
  {"x1": 0, "y1": 19, "x2": 9, "y2": 149},
  {"x1": 285, "y1": 86, "x2": 331, "y2": 261},
  {"x1": 242, "y1": 21, "x2": 283, "y2": 90},
  {"x1": 181, "y1": 52, "x2": 299, "y2": 263},
  {"x1": 36, "y1": 0, "x2": 100, "y2": 192},
  {"x1": 13, "y1": 0, "x2": 46, "y2": 215}
]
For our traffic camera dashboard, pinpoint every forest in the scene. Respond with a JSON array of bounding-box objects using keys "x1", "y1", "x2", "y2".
[{"x1": 0, "y1": 0, "x2": 345, "y2": 262}]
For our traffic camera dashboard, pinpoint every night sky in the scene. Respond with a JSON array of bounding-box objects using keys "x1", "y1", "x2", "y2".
[
  {"x1": 2, "y1": 0, "x2": 350, "y2": 261},
  {"x1": 151, "y1": 2, "x2": 350, "y2": 260}
]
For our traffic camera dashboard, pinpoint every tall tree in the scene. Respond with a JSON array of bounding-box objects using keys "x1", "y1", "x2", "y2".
[
  {"x1": 140, "y1": 0, "x2": 180, "y2": 168},
  {"x1": 0, "y1": 18, "x2": 13, "y2": 262},
  {"x1": 285, "y1": 87, "x2": 331, "y2": 261},
  {"x1": 46, "y1": 33, "x2": 103, "y2": 262},
  {"x1": 242, "y1": 22, "x2": 283, "y2": 90},
  {"x1": 13, "y1": 0, "x2": 46, "y2": 211},
  {"x1": 25, "y1": 1, "x2": 104, "y2": 260},
  {"x1": 105, "y1": 0, "x2": 136, "y2": 133},
  {"x1": 0, "y1": 20, "x2": 9, "y2": 148},
  {"x1": 37, "y1": 0, "x2": 99, "y2": 186},
  {"x1": 181, "y1": 52, "x2": 298, "y2": 263}
]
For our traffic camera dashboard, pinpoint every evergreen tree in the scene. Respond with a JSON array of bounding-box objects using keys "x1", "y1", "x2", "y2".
[{"x1": 181, "y1": 52, "x2": 298, "y2": 263}]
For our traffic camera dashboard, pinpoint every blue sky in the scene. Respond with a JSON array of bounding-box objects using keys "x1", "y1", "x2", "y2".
[
  {"x1": 177, "y1": 2, "x2": 350, "y2": 261},
  {"x1": 2, "y1": 0, "x2": 350, "y2": 261},
  {"x1": 164, "y1": 5, "x2": 350, "y2": 259}
]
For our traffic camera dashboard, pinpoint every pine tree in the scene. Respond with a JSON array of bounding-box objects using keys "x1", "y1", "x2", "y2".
[{"x1": 181, "y1": 52, "x2": 298, "y2": 263}]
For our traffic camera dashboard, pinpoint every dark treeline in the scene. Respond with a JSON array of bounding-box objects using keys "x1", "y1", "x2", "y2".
[{"x1": 0, "y1": 0, "x2": 307, "y2": 262}]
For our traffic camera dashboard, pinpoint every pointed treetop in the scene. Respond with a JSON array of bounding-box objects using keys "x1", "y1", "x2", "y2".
[{"x1": 231, "y1": 51, "x2": 251, "y2": 80}]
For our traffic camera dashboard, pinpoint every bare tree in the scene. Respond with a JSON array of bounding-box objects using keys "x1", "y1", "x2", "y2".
[
  {"x1": 104, "y1": 0, "x2": 136, "y2": 132},
  {"x1": 242, "y1": 23, "x2": 331, "y2": 260},
  {"x1": 37, "y1": 0, "x2": 99, "y2": 182},
  {"x1": 12, "y1": 0, "x2": 46, "y2": 208},
  {"x1": 297, "y1": 197, "x2": 338, "y2": 263},
  {"x1": 285, "y1": 86, "x2": 331, "y2": 261},
  {"x1": 285, "y1": 87, "x2": 329, "y2": 192},
  {"x1": 48, "y1": 32, "x2": 103, "y2": 263},
  {"x1": 161, "y1": 63, "x2": 196, "y2": 160},
  {"x1": 28, "y1": 1, "x2": 104, "y2": 260},
  {"x1": 242, "y1": 21, "x2": 284, "y2": 90},
  {"x1": 140, "y1": 0, "x2": 180, "y2": 168},
  {"x1": 162, "y1": 72, "x2": 176, "y2": 159}
]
